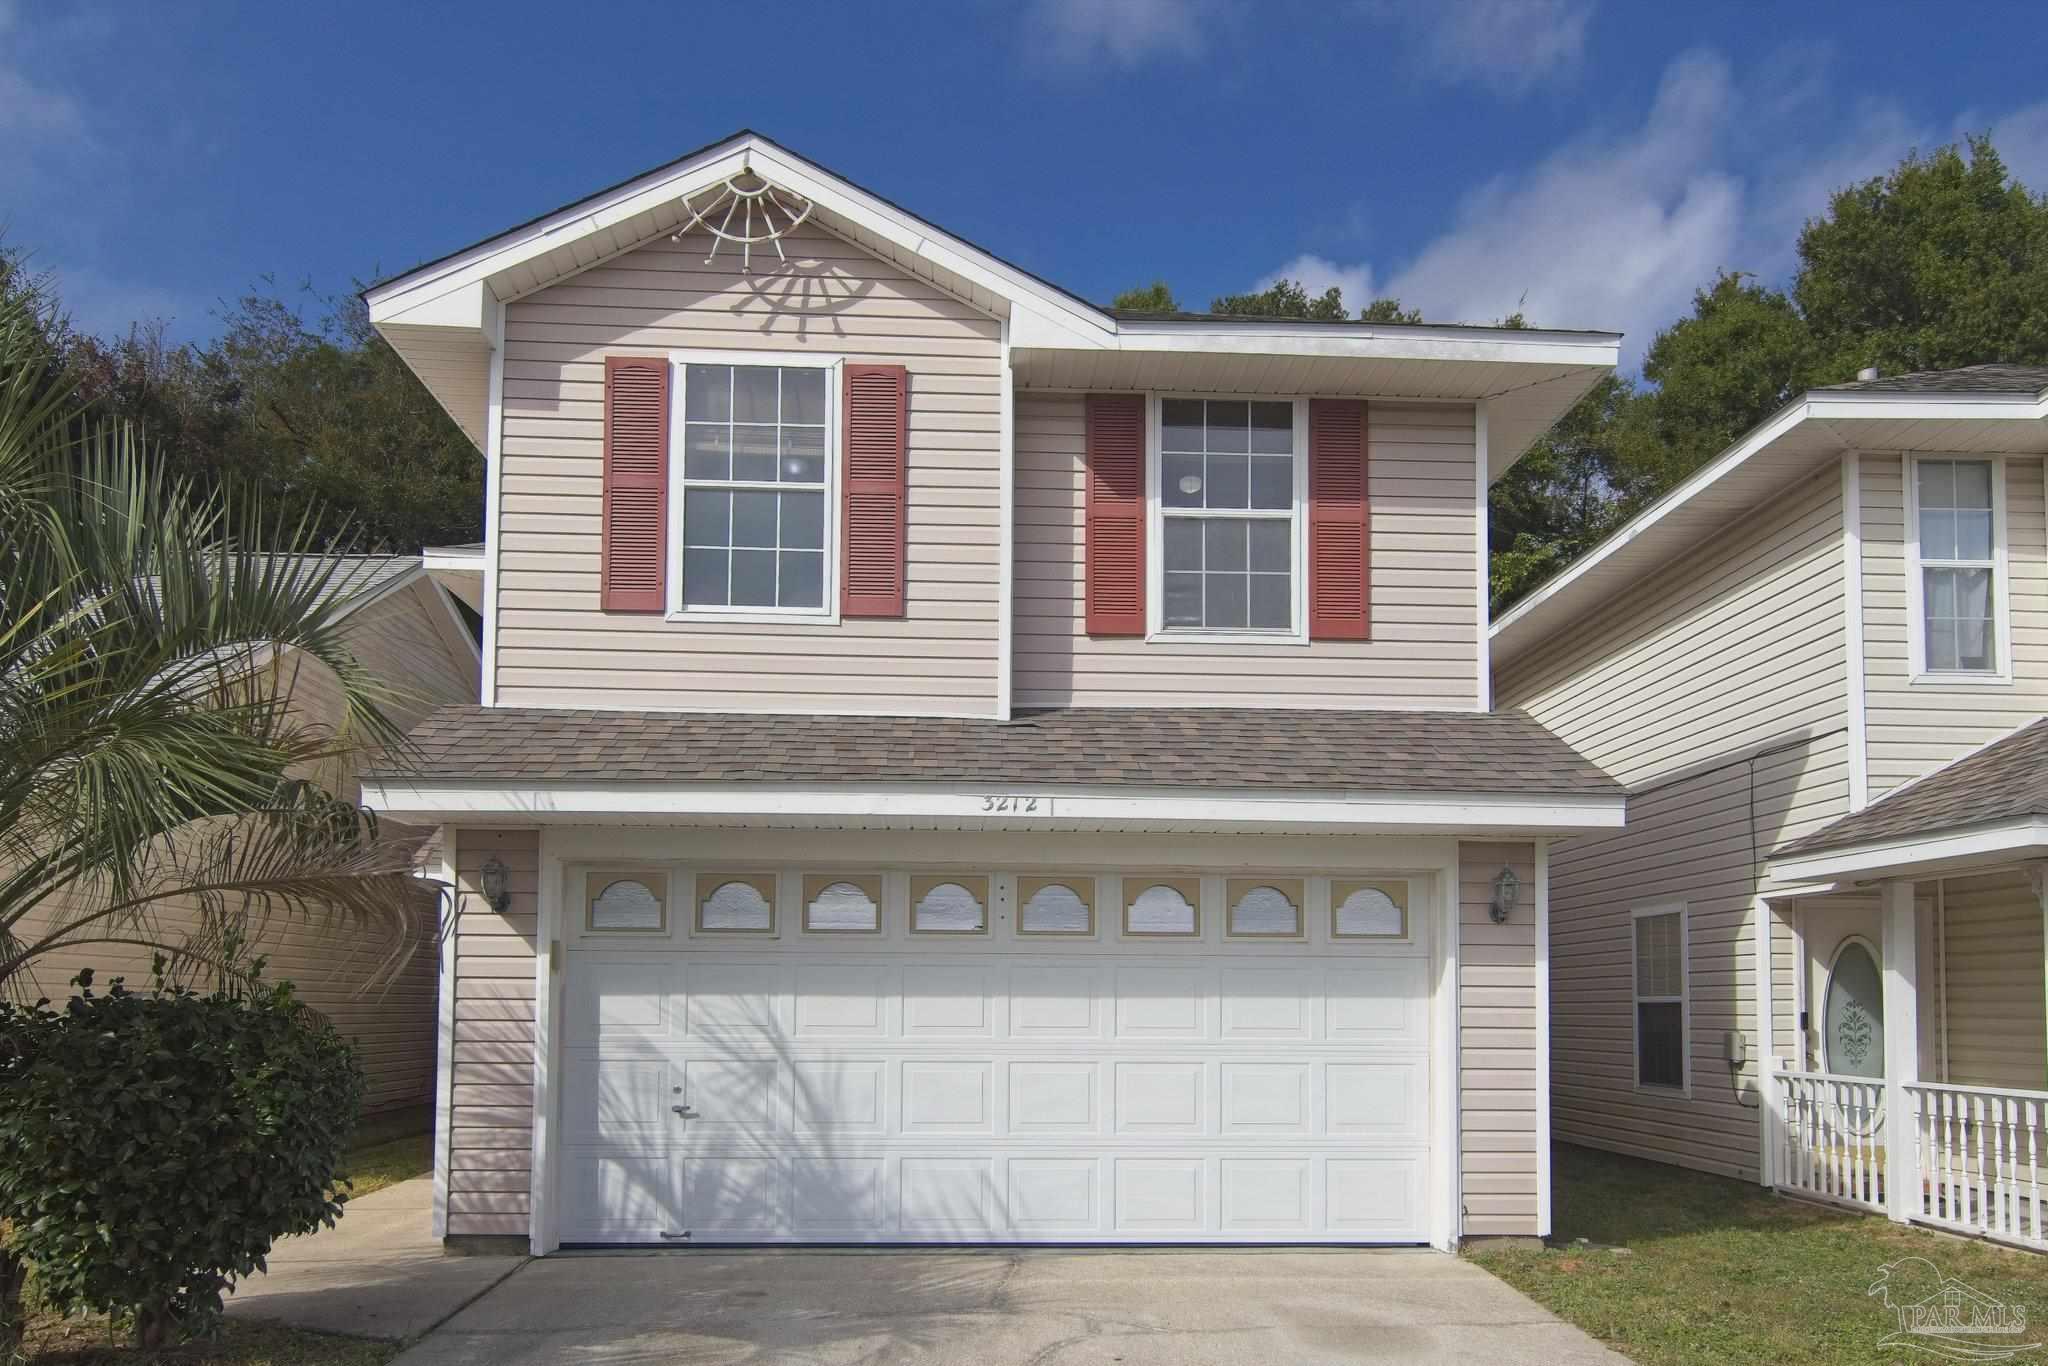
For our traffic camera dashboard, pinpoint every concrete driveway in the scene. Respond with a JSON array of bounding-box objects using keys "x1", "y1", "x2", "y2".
[{"x1": 388, "y1": 1247, "x2": 1630, "y2": 1365}]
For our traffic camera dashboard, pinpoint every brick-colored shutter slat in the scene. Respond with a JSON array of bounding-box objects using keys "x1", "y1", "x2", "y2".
[
  {"x1": 1084, "y1": 393, "x2": 1146, "y2": 636},
  {"x1": 1308, "y1": 398, "x2": 1370, "y2": 641},
  {"x1": 601, "y1": 356, "x2": 669, "y2": 612},
  {"x1": 842, "y1": 363, "x2": 909, "y2": 617}
]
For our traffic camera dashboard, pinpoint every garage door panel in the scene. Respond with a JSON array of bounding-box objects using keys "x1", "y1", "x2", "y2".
[
  {"x1": 791, "y1": 1158, "x2": 885, "y2": 1234},
  {"x1": 1007, "y1": 1158, "x2": 1100, "y2": 1234},
  {"x1": 1114, "y1": 1061, "x2": 1206, "y2": 1135},
  {"x1": 680, "y1": 1156, "x2": 784, "y2": 1236},
  {"x1": 562, "y1": 1057, "x2": 670, "y2": 1142},
  {"x1": 901, "y1": 1061, "x2": 993, "y2": 1134},
  {"x1": 902, "y1": 964, "x2": 996, "y2": 1037},
  {"x1": 899, "y1": 1157, "x2": 994, "y2": 1234},
  {"x1": 1326, "y1": 960, "x2": 1428, "y2": 1043},
  {"x1": 793, "y1": 962, "x2": 894, "y2": 1037},
  {"x1": 1009, "y1": 965, "x2": 1103, "y2": 1038},
  {"x1": 1326, "y1": 1156, "x2": 1426, "y2": 1235},
  {"x1": 1327, "y1": 1061, "x2": 1426, "y2": 1139},
  {"x1": 561, "y1": 1153, "x2": 670, "y2": 1241},
  {"x1": 1219, "y1": 966, "x2": 1313, "y2": 1040},
  {"x1": 1220, "y1": 1062, "x2": 1311, "y2": 1136},
  {"x1": 568, "y1": 956, "x2": 673, "y2": 1040},
  {"x1": 1007, "y1": 1061, "x2": 1101, "y2": 1134},
  {"x1": 1114, "y1": 966, "x2": 1209, "y2": 1039},
  {"x1": 681, "y1": 1057, "x2": 778, "y2": 1136},
  {"x1": 683, "y1": 960, "x2": 785, "y2": 1039},
  {"x1": 791, "y1": 1059, "x2": 889, "y2": 1135},
  {"x1": 1114, "y1": 1157, "x2": 1206, "y2": 1234},
  {"x1": 1221, "y1": 1158, "x2": 1312, "y2": 1233}
]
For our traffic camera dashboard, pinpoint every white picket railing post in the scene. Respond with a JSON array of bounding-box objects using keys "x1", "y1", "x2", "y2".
[{"x1": 1881, "y1": 879, "x2": 1919, "y2": 1223}]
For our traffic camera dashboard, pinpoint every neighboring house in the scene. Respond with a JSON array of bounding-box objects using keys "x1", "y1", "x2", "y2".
[
  {"x1": 1492, "y1": 363, "x2": 2048, "y2": 1248},
  {"x1": 20, "y1": 555, "x2": 481, "y2": 1119},
  {"x1": 360, "y1": 130, "x2": 1628, "y2": 1253}
]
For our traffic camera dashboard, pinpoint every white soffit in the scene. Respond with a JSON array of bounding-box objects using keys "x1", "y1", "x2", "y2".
[{"x1": 1489, "y1": 390, "x2": 2048, "y2": 670}]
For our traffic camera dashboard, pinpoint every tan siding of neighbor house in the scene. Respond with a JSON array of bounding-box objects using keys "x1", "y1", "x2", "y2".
[
  {"x1": 1937, "y1": 869, "x2": 2048, "y2": 1091},
  {"x1": 446, "y1": 827, "x2": 540, "y2": 1237},
  {"x1": 1496, "y1": 463, "x2": 1850, "y2": 1183},
  {"x1": 1459, "y1": 841, "x2": 1540, "y2": 1236},
  {"x1": 1013, "y1": 394, "x2": 1480, "y2": 708},
  {"x1": 1860, "y1": 455, "x2": 2048, "y2": 800},
  {"x1": 11, "y1": 580, "x2": 476, "y2": 1118},
  {"x1": 493, "y1": 223, "x2": 1002, "y2": 717}
]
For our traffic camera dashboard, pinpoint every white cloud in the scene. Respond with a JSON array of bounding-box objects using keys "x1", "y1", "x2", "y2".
[
  {"x1": 48, "y1": 263, "x2": 207, "y2": 342},
  {"x1": 1024, "y1": 0, "x2": 1220, "y2": 70},
  {"x1": 1362, "y1": 0, "x2": 1596, "y2": 96},
  {"x1": 1260, "y1": 254, "x2": 1379, "y2": 309},
  {"x1": 1980, "y1": 100, "x2": 2048, "y2": 193},
  {"x1": 0, "y1": 0, "x2": 87, "y2": 169}
]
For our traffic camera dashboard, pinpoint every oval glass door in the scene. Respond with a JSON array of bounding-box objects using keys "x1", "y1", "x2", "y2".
[{"x1": 1824, "y1": 940, "x2": 1884, "y2": 1079}]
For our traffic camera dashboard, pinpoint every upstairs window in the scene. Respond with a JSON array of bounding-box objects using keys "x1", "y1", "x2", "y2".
[
  {"x1": 1911, "y1": 458, "x2": 2003, "y2": 676},
  {"x1": 1154, "y1": 399, "x2": 1304, "y2": 637},
  {"x1": 675, "y1": 357, "x2": 834, "y2": 614}
]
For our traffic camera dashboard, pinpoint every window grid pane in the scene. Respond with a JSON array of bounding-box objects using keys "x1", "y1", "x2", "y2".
[
  {"x1": 680, "y1": 363, "x2": 828, "y2": 610},
  {"x1": 1917, "y1": 460, "x2": 1997, "y2": 671},
  {"x1": 1634, "y1": 913, "x2": 1682, "y2": 999},
  {"x1": 1160, "y1": 399, "x2": 1297, "y2": 632}
]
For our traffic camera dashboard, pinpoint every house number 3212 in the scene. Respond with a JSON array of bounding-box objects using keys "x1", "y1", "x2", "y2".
[{"x1": 980, "y1": 795, "x2": 1042, "y2": 813}]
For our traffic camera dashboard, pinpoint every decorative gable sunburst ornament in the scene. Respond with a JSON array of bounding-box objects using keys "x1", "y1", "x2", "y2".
[{"x1": 671, "y1": 164, "x2": 815, "y2": 273}]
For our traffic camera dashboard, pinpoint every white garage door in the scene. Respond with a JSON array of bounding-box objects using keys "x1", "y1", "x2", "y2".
[{"x1": 557, "y1": 872, "x2": 1432, "y2": 1244}]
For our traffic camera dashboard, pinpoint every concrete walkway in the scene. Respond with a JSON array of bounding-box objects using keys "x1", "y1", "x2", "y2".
[
  {"x1": 388, "y1": 1247, "x2": 1632, "y2": 1365},
  {"x1": 225, "y1": 1178, "x2": 523, "y2": 1342}
]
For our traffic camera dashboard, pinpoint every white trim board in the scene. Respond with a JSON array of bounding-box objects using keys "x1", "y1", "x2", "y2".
[
  {"x1": 1843, "y1": 454, "x2": 1868, "y2": 811},
  {"x1": 1768, "y1": 816, "x2": 2048, "y2": 884},
  {"x1": 359, "y1": 780, "x2": 1627, "y2": 834}
]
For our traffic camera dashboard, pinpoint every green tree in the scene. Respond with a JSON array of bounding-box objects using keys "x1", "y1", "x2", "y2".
[
  {"x1": 1489, "y1": 374, "x2": 1649, "y2": 610},
  {"x1": 66, "y1": 282, "x2": 483, "y2": 552},
  {"x1": 1112, "y1": 280, "x2": 1179, "y2": 312},
  {"x1": 1359, "y1": 296, "x2": 1424, "y2": 324},
  {"x1": 1211, "y1": 278, "x2": 1348, "y2": 320}
]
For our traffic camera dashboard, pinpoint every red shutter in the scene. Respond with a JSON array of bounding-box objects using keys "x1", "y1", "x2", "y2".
[
  {"x1": 1308, "y1": 398, "x2": 1370, "y2": 641},
  {"x1": 1084, "y1": 393, "x2": 1147, "y2": 636},
  {"x1": 842, "y1": 363, "x2": 909, "y2": 617},
  {"x1": 600, "y1": 355, "x2": 669, "y2": 612}
]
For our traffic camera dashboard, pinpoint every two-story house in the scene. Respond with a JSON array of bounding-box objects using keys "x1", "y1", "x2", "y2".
[
  {"x1": 361, "y1": 131, "x2": 1626, "y2": 1254},
  {"x1": 1492, "y1": 363, "x2": 2048, "y2": 1249}
]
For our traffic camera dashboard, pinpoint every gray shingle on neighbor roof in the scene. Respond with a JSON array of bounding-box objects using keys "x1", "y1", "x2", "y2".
[
  {"x1": 1819, "y1": 363, "x2": 2048, "y2": 395},
  {"x1": 1776, "y1": 716, "x2": 2048, "y2": 858},
  {"x1": 369, "y1": 705, "x2": 1620, "y2": 798}
]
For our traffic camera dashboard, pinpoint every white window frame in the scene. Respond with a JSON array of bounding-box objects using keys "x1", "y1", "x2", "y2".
[
  {"x1": 664, "y1": 348, "x2": 844, "y2": 625},
  {"x1": 1905, "y1": 454, "x2": 2010, "y2": 685},
  {"x1": 1631, "y1": 901, "x2": 1690, "y2": 1096},
  {"x1": 1145, "y1": 394, "x2": 1310, "y2": 645}
]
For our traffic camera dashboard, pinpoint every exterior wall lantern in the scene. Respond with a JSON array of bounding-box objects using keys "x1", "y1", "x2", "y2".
[
  {"x1": 1489, "y1": 867, "x2": 1520, "y2": 924},
  {"x1": 479, "y1": 855, "x2": 512, "y2": 914}
]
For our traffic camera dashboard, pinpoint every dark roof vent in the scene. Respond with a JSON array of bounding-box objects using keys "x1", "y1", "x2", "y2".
[{"x1": 1856, "y1": 366, "x2": 1881, "y2": 382}]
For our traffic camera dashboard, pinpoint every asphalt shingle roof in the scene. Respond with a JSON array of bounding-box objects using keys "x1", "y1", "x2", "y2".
[
  {"x1": 1776, "y1": 717, "x2": 2048, "y2": 858},
  {"x1": 371, "y1": 705, "x2": 1619, "y2": 798},
  {"x1": 1820, "y1": 363, "x2": 2048, "y2": 395}
]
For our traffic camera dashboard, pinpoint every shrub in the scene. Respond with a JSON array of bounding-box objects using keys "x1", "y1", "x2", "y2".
[{"x1": 0, "y1": 967, "x2": 364, "y2": 1347}]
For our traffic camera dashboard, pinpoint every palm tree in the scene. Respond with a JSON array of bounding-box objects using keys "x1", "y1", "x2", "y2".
[{"x1": 0, "y1": 268, "x2": 427, "y2": 998}]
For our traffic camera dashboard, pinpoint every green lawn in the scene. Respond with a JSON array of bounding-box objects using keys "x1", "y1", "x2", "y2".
[
  {"x1": 335, "y1": 1131, "x2": 432, "y2": 1201},
  {"x1": 1470, "y1": 1143, "x2": 2048, "y2": 1365}
]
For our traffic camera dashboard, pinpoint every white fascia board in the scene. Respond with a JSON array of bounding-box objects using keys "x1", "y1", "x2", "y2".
[
  {"x1": 1083, "y1": 324, "x2": 1618, "y2": 371},
  {"x1": 1805, "y1": 390, "x2": 2048, "y2": 423},
  {"x1": 1766, "y1": 816, "x2": 2048, "y2": 884},
  {"x1": 366, "y1": 135, "x2": 1114, "y2": 351},
  {"x1": 381, "y1": 279, "x2": 492, "y2": 332},
  {"x1": 358, "y1": 780, "x2": 1626, "y2": 834}
]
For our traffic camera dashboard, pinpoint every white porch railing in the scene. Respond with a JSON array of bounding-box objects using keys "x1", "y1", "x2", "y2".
[
  {"x1": 1906, "y1": 1082, "x2": 2048, "y2": 1249},
  {"x1": 1773, "y1": 1070, "x2": 2048, "y2": 1250},
  {"x1": 1776, "y1": 1071, "x2": 1887, "y2": 1212}
]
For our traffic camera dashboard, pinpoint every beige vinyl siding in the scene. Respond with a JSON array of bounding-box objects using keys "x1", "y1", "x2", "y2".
[
  {"x1": 447, "y1": 827, "x2": 539, "y2": 1238},
  {"x1": 1545, "y1": 734, "x2": 1848, "y2": 1180},
  {"x1": 1860, "y1": 455, "x2": 2048, "y2": 799},
  {"x1": 494, "y1": 224, "x2": 1002, "y2": 717},
  {"x1": 1495, "y1": 463, "x2": 1846, "y2": 786},
  {"x1": 1496, "y1": 465, "x2": 1851, "y2": 1183},
  {"x1": 1459, "y1": 840, "x2": 1539, "y2": 1236},
  {"x1": 1013, "y1": 395, "x2": 1479, "y2": 709},
  {"x1": 1937, "y1": 869, "x2": 2047, "y2": 1091},
  {"x1": 10, "y1": 581, "x2": 474, "y2": 1117}
]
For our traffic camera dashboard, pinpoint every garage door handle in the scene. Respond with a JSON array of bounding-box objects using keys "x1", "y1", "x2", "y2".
[{"x1": 672, "y1": 1105, "x2": 699, "y2": 1119}]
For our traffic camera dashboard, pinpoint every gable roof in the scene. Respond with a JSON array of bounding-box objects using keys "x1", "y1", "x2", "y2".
[
  {"x1": 1491, "y1": 365, "x2": 2048, "y2": 671},
  {"x1": 1775, "y1": 717, "x2": 2048, "y2": 860},
  {"x1": 367, "y1": 130, "x2": 1619, "y2": 477}
]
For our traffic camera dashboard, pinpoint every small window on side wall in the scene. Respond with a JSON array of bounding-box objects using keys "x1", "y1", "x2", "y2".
[
  {"x1": 1633, "y1": 905, "x2": 1687, "y2": 1091},
  {"x1": 1018, "y1": 878, "x2": 1095, "y2": 935},
  {"x1": 586, "y1": 872, "x2": 668, "y2": 933},
  {"x1": 910, "y1": 876, "x2": 989, "y2": 933},
  {"x1": 1123, "y1": 877, "x2": 1201, "y2": 936},
  {"x1": 1226, "y1": 879, "x2": 1304, "y2": 938},
  {"x1": 696, "y1": 874, "x2": 776, "y2": 933},
  {"x1": 802, "y1": 875, "x2": 882, "y2": 933},
  {"x1": 1331, "y1": 880, "x2": 1407, "y2": 939}
]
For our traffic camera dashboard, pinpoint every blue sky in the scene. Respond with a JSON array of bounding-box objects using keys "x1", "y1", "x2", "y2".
[{"x1": 6, "y1": 1, "x2": 2046, "y2": 367}]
